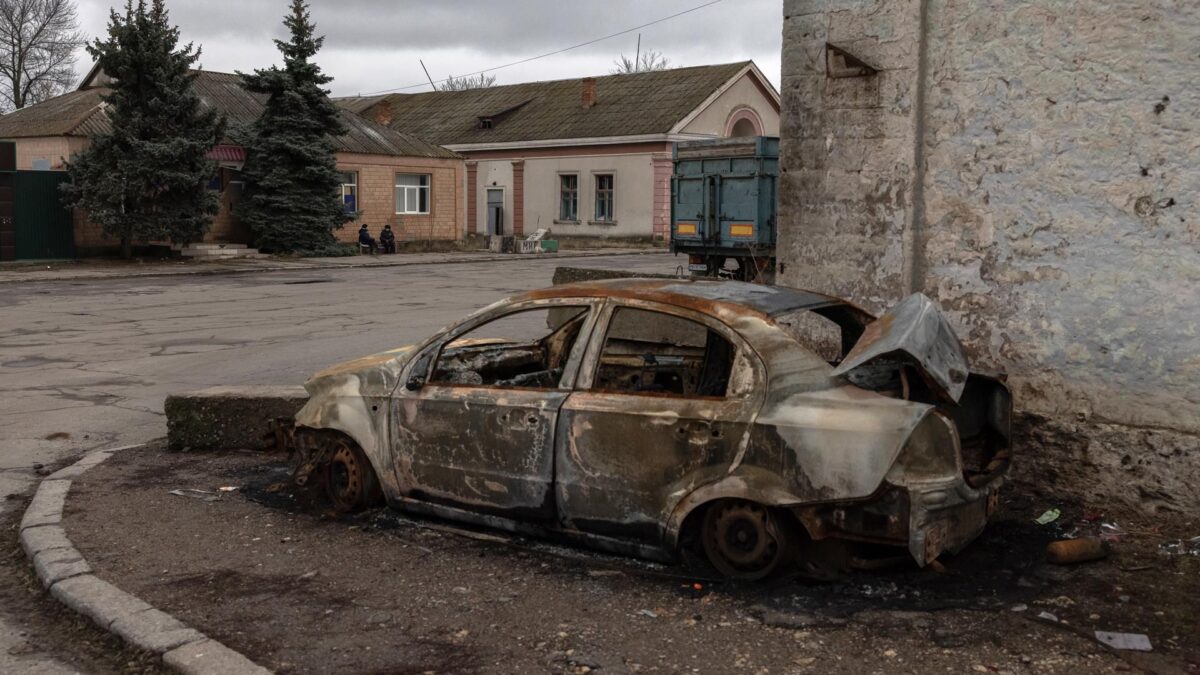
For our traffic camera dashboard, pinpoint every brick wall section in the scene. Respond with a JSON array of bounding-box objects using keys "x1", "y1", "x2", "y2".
[
  {"x1": 7, "y1": 136, "x2": 88, "y2": 170},
  {"x1": 650, "y1": 154, "x2": 673, "y2": 240},
  {"x1": 52, "y1": 136, "x2": 465, "y2": 251},
  {"x1": 336, "y1": 152, "x2": 464, "y2": 243},
  {"x1": 465, "y1": 161, "x2": 478, "y2": 236},
  {"x1": 510, "y1": 160, "x2": 524, "y2": 237}
]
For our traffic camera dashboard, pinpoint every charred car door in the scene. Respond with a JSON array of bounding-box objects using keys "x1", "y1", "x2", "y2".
[
  {"x1": 392, "y1": 300, "x2": 599, "y2": 521},
  {"x1": 555, "y1": 301, "x2": 764, "y2": 542}
]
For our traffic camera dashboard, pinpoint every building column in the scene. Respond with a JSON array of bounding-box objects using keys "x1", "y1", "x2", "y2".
[
  {"x1": 465, "y1": 161, "x2": 478, "y2": 236},
  {"x1": 651, "y1": 154, "x2": 673, "y2": 241},
  {"x1": 511, "y1": 160, "x2": 525, "y2": 237}
]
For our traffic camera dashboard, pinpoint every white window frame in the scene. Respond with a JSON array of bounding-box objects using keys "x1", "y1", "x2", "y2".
[
  {"x1": 558, "y1": 173, "x2": 579, "y2": 222},
  {"x1": 395, "y1": 173, "x2": 431, "y2": 215},
  {"x1": 593, "y1": 172, "x2": 615, "y2": 223},
  {"x1": 339, "y1": 170, "x2": 358, "y2": 215}
]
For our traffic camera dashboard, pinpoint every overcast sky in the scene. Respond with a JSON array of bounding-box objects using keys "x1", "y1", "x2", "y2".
[{"x1": 72, "y1": 0, "x2": 783, "y2": 96}]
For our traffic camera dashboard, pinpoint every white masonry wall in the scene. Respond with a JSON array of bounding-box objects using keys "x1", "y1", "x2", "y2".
[{"x1": 777, "y1": 0, "x2": 1200, "y2": 515}]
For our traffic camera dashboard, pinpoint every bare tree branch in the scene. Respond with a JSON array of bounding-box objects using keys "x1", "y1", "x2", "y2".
[
  {"x1": 439, "y1": 72, "x2": 496, "y2": 91},
  {"x1": 0, "y1": 0, "x2": 84, "y2": 112},
  {"x1": 611, "y1": 49, "x2": 671, "y2": 74}
]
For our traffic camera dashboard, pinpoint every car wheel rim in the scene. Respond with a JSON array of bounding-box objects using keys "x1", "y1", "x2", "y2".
[
  {"x1": 326, "y1": 441, "x2": 362, "y2": 511},
  {"x1": 703, "y1": 501, "x2": 784, "y2": 580}
]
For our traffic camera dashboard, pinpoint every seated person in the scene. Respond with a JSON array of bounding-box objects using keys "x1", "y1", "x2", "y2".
[
  {"x1": 357, "y1": 224, "x2": 376, "y2": 254},
  {"x1": 380, "y1": 224, "x2": 397, "y2": 254}
]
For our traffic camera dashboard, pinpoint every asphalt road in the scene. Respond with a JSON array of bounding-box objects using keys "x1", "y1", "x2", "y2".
[
  {"x1": 0, "y1": 252, "x2": 678, "y2": 673},
  {"x1": 0, "y1": 252, "x2": 678, "y2": 499}
]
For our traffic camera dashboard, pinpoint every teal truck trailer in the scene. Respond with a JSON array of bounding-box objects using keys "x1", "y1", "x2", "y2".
[{"x1": 670, "y1": 136, "x2": 778, "y2": 282}]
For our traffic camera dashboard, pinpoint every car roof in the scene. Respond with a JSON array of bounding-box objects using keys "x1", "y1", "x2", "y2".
[{"x1": 519, "y1": 278, "x2": 856, "y2": 318}]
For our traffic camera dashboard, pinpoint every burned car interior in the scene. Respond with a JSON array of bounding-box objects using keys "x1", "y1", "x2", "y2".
[
  {"x1": 429, "y1": 306, "x2": 589, "y2": 389},
  {"x1": 593, "y1": 307, "x2": 733, "y2": 397}
]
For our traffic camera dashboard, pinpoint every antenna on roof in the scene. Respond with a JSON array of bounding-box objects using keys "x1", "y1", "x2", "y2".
[{"x1": 419, "y1": 60, "x2": 437, "y2": 92}]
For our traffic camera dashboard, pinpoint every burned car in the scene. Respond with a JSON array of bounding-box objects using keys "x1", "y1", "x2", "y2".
[{"x1": 291, "y1": 279, "x2": 1011, "y2": 580}]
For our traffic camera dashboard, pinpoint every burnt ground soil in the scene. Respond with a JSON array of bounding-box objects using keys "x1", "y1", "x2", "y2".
[{"x1": 60, "y1": 444, "x2": 1199, "y2": 675}]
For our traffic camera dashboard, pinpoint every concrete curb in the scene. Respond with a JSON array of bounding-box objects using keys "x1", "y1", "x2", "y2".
[
  {"x1": 0, "y1": 248, "x2": 667, "y2": 284},
  {"x1": 19, "y1": 445, "x2": 273, "y2": 675}
]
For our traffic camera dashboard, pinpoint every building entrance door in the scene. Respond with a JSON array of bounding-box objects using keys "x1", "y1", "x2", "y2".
[{"x1": 486, "y1": 188, "x2": 504, "y2": 235}]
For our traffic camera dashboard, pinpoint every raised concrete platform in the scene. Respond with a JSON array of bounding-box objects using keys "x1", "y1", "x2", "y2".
[
  {"x1": 164, "y1": 386, "x2": 308, "y2": 452},
  {"x1": 176, "y1": 243, "x2": 268, "y2": 260}
]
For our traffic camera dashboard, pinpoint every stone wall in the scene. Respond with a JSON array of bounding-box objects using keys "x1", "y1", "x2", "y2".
[{"x1": 778, "y1": 0, "x2": 1199, "y2": 515}]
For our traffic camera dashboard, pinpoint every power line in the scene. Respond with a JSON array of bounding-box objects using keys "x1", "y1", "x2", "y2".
[{"x1": 361, "y1": 0, "x2": 725, "y2": 96}]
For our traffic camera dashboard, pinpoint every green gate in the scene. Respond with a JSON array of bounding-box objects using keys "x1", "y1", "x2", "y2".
[{"x1": 14, "y1": 171, "x2": 74, "y2": 260}]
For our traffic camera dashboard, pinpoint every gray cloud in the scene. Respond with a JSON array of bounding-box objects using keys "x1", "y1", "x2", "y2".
[{"x1": 74, "y1": 0, "x2": 782, "y2": 96}]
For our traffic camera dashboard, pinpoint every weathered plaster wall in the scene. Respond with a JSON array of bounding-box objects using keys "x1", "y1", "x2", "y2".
[
  {"x1": 777, "y1": 0, "x2": 923, "y2": 310},
  {"x1": 522, "y1": 152, "x2": 656, "y2": 238},
  {"x1": 679, "y1": 74, "x2": 782, "y2": 137},
  {"x1": 778, "y1": 0, "x2": 1200, "y2": 514}
]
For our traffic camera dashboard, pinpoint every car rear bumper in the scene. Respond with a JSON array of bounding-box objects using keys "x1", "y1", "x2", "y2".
[{"x1": 906, "y1": 475, "x2": 1003, "y2": 566}]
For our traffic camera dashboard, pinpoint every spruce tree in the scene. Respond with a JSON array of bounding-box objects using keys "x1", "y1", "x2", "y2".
[
  {"x1": 62, "y1": 0, "x2": 225, "y2": 259},
  {"x1": 236, "y1": 0, "x2": 348, "y2": 254}
]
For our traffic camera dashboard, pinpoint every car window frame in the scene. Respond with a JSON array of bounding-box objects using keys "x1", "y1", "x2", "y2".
[
  {"x1": 576, "y1": 298, "x2": 763, "y2": 401},
  {"x1": 401, "y1": 298, "x2": 602, "y2": 394}
]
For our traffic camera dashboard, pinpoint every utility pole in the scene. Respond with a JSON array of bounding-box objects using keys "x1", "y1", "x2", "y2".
[
  {"x1": 635, "y1": 33, "x2": 641, "y2": 71},
  {"x1": 419, "y1": 60, "x2": 437, "y2": 91}
]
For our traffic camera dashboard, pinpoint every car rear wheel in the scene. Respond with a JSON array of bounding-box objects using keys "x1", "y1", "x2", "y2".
[
  {"x1": 324, "y1": 438, "x2": 382, "y2": 513},
  {"x1": 701, "y1": 499, "x2": 797, "y2": 580}
]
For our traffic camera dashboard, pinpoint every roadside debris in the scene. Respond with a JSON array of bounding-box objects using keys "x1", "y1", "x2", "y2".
[
  {"x1": 1035, "y1": 508, "x2": 1061, "y2": 525},
  {"x1": 1158, "y1": 536, "x2": 1200, "y2": 557},
  {"x1": 1036, "y1": 611, "x2": 1059, "y2": 622},
  {"x1": 1046, "y1": 537, "x2": 1109, "y2": 565},
  {"x1": 1094, "y1": 631, "x2": 1153, "y2": 652},
  {"x1": 168, "y1": 488, "x2": 219, "y2": 502},
  {"x1": 217, "y1": 486, "x2": 238, "y2": 492}
]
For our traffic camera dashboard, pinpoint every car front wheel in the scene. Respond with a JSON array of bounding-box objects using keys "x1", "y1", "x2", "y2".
[
  {"x1": 701, "y1": 499, "x2": 797, "y2": 580},
  {"x1": 323, "y1": 438, "x2": 382, "y2": 513}
]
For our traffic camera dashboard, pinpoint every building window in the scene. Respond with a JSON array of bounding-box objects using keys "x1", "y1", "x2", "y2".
[
  {"x1": 594, "y1": 173, "x2": 614, "y2": 222},
  {"x1": 340, "y1": 171, "x2": 358, "y2": 215},
  {"x1": 395, "y1": 173, "x2": 430, "y2": 214},
  {"x1": 559, "y1": 174, "x2": 578, "y2": 221}
]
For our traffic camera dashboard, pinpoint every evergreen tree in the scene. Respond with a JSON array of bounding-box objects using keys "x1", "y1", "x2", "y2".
[
  {"x1": 62, "y1": 0, "x2": 224, "y2": 259},
  {"x1": 236, "y1": 0, "x2": 348, "y2": 254}
]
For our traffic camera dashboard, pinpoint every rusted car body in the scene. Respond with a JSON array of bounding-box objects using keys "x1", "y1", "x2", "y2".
[{"x1": 292, "y1": 279, "x2": 1011, "y2": 579}]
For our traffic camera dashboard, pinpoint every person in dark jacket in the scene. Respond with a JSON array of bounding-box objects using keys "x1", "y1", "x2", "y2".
[
  {"x1": 358, "y1": 224, "x2": 376, "y2": 254},
  {"x1": 380, "y1": 224, "x2": 397, "y2": 254}
]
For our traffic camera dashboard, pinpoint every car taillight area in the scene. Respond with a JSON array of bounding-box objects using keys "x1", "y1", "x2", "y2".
[{"x1": 939, "y1": 374, "x2": 1012, "y2": 487}]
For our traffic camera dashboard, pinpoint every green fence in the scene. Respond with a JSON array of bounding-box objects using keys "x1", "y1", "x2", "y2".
[{"x1": 14, "y1": 171, "x2": 74, "y2": 260}]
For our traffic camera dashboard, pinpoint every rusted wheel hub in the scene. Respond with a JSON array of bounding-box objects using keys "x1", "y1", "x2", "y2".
[
  {"x1": 325, "y1": 440, "x2": 372, "y2": 513},
  {"x1": 702, "y1": 500, "x2": 794, "y2": 580}
]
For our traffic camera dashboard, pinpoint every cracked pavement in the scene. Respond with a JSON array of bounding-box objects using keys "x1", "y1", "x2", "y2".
[{"x1": 0, "y1": 251, "x2": 678, "y2": 672}]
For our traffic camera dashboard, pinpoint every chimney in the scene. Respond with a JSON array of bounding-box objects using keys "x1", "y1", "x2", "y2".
[
  {"x1": 581, "y1": 77, "x2": 597, "y2": 108},
  {"x1": 372, "y1": 100, "x2": 393, "y2": 126}
]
